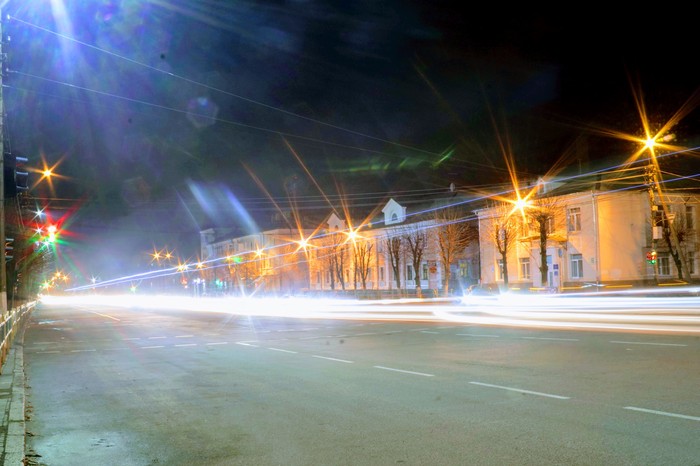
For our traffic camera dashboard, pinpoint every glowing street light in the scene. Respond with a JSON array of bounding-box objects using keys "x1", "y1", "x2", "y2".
[{"x1": 47, "y1": 224, "x2": 58, "y2": 243}]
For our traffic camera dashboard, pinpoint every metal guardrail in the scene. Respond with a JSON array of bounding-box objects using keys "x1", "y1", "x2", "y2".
[{"x1": 0, "y1": 302, "x2": 35, "y2": 373}]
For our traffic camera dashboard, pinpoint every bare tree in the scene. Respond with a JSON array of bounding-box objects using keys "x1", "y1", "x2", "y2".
[
  {"x1": 404, "y1": 226, "x2": 427, "y2": 296},
  {"x1": 353, "y1": 239, "x2": 374, "y2": 290},
  {"x1": 385, "y1": 234, "x2": 403, "y2": 290},
  {"x1": 487, "y1": 202, "x2": 520, "y2": 288},
  {"x1": 659, "y1": 208, "x2": 692, "y2": 280},
  {"x1": 527, "y1": 196, "x2": 561, "y2": 286},
  {"x1": 435, "y1": 206, "x2": 477, "y2": 296},
  {"x1": 333, "y1": 241, "x2": 348, "y2": 291},
  {"x1": 317, "y1": 232, "x2": 343, "y2": 290}
]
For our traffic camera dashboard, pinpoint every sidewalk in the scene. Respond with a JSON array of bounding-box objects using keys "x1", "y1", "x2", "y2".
[{"x1": 0, "y1": 324, "x2": 26, "y2": 466}]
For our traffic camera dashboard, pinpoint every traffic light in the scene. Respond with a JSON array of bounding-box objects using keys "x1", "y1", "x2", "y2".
[
  {"x1": 3, "y1": 153, "x2": 29, "y2": 198},
  {"x1": 5, "y1": 237, "x2": 13, "y2": 262},
  {"x1": 646, "y1": 250, "x2": 657, "y2": 264}
]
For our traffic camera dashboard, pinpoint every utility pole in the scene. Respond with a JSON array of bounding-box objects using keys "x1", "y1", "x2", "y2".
[
  {"x1": 0, "y1": 7, "x2": 7, "y2": 315},
  {"x1": 647, "y1": 153, "x2": 691, "y2": 281}
]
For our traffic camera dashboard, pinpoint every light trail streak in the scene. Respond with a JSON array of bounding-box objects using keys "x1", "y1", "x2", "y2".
[{"x1": 38, "y1": 292, "x2": 700, "y2": 335}]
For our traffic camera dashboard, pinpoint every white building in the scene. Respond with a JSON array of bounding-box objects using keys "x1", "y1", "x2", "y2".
[
  {"x1": 476, "y1": 186, "x2": 699, "y2": 292},
  {"x1": 200, "y1": 197, "x2": 480, "y2": 297}
]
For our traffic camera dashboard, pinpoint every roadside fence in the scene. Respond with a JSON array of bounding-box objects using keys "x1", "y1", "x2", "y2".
[{"x1": 0, "y1": 302, "x2": 35, "y2": 373}]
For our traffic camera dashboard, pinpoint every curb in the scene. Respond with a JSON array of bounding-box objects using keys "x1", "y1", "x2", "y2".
[{"x1": 1, "y1": 327, "x2": 25, "y2": 466}]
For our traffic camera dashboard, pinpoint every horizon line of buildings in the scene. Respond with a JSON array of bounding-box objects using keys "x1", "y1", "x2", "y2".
[{"x1": 195, "y1": 170, "x2": 699, "y2": 297}]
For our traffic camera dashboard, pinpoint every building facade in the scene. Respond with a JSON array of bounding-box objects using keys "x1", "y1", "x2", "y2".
[
  {"x1": 476, "y1": 188, "x2": 699, "y2": 292},
  {"x1": 200, "y1": 197, "x2": 481, "y2": 297}
]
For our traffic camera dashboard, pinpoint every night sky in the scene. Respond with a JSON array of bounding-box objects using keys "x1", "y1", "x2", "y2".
[{"x1": 3, "y1": 0, "x2": 699, "y2": 283}]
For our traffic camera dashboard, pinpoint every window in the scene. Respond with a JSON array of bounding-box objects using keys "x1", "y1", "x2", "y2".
[
  {"x1": 568, "y1": 207, "x2": 581, "y2": 232},
  {"x1": 379, "y1": 267, "x2": 385, "y2": 281},
  {"x1": 459, "y1": 260, "x2": 468, "y2": 278},
  {"x1": 688, "y1": 252, "x2": 695, "y2": 275},
  {"x1": 316, "y1": 271, "x2": 320, "y2": 284},
  {"x1": 406, "y1": 265, "x2": 414, "y2": 281},
  {"x1": 658, "y1": 253, "x2": 671, "y2": 276},
  {"x1": 546, "y1": 216, "x2": 555, "y2": 234},
  {"x1": 520, "y1": 221, "x2": 531, "y2": 237},
  {"x1": 686, "y1": 206, "x2": 695, "y2": 230},
  {"x1": 422, "y1": 264, "x2": 429, "y2": 280},
  {"x1": 497, "y1": 259, "x2": 505, "y2": 280},
  {"x1": 519, "y1": 258, "x2": 531, "y2": 280},
  {"x1": 570, "y1": 254, "x2": 583, "y2": 279}
]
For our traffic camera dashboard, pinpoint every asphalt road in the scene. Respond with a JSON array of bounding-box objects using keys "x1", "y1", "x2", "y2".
[{"x1": 22, "y1": 301, "x2": 700, "y2": 465}]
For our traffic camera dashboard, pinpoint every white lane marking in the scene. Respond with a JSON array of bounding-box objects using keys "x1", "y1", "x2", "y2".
[
  {"x1": 420, "y1": 331, "x2": 439, "y2": 334},
  {"x1": 268, "y1": 347, "x2": 298, "y2": 354},
  {"x1": 104, "y1": 348, "x2": 130, "y2": 351},
  {"x1": 300, "y1": 336, "x2": 318, "y2": 340},
  {"x1": 469, "y1": 381, "x2": 570, "y2": 399},
  {"x1": 521, "y1": 337, "x2": 579, "y2": 341},
  {"x1": 70, "y1": 349, "x2": 96, "y2": 353},
  {"x1": 457, "y1": 333, "x2": 500, "y2": 338},
  {"x1": 142, "y1": 345, "x2": 165, "y2": 349},
  {"x1": 354, "y1": 332, "x2": 376, "y2": 336},
  {"x1": 624, "y1": 406, "x2": 700, "y2": 421},
  {"x1": 175, "y1": 335, "x2": 194, "y2": 338},
  {"x1": 384, "y1": 330, "x2": 402, "y2": 334},
  {"x1": 374, "y1": 366, "x2": 434, "y2": 377},
  {"x1": 236, "y1": 342, "x2": 259, "y2": 347},
  {"x1": 312, "y1": 355, "x2": 354, "y2": 364},
  {"x1": 610, "y1": 341, "x2": 687, "y2": 347},
  {"x1": 175, "y1": 344, "x2": 197, "y2": 347},
  {"x1": 206, "y1": 342, "x2": 228, "y2": 346},
  {"x1": 123, "y1": 338, "x2": 140, "y2": 341},
  {"x1": 89, "y1": 311, "x2": 120, "y2": 321},
  {"x1": 36, "y1": 351, "x2": 60, "y2": 354},
  {"x1": 148, "y1": 336, "x2": 167, "y2": 340}
]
